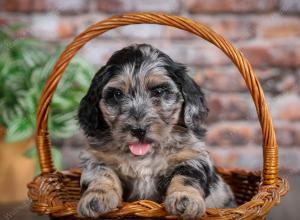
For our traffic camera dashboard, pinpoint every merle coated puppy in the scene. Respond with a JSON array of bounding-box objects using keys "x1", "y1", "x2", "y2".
[{"x1": 77, "y1": 44, "x2": 235, "y2": 219}]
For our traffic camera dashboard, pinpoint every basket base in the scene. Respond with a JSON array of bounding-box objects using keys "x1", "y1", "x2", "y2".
[{"x1": 28, "y1": 167, "x2": 288, "y2": 219}]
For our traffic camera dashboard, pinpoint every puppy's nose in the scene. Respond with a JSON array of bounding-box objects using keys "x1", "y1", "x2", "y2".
[{"x1": 130, "y1": 128, "x2": 146, "y2": 140}]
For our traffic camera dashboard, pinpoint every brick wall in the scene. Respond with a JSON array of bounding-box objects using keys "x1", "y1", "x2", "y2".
[{"x1": 1, "y1": 0, "x2": 300, "y2": 172}]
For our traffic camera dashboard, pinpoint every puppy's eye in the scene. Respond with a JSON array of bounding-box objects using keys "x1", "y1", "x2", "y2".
[
  {"x1": 104, "y1": 88, "x2": 124, "y2": 103},
  {"x1": 151, "y1": 87, "x2": 167, "y2": 96},
  {"x1": 150, "y1": 84, "x2": 171, "y2": 97},
  {"x1": 113, "y1": 90, "x2": 123, "y2": 99}
]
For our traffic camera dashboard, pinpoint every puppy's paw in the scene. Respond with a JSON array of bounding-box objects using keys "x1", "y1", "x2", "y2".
[
  {"x1": 165, "y1": 191, "x2": 206, "y2": 219},
  {"x1": 77, "y1": 189, "x2": 121, "y2": 218}
]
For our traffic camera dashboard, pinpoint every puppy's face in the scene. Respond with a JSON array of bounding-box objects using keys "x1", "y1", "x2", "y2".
[
  {"x1": 78, "y1": 44, "x2": 208, "y2": 156},
  {"x1": 100, "y1": 65, "x2": 183, "y2": 155}
]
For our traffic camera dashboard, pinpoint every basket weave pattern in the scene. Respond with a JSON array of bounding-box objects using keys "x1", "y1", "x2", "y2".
[{"x1": 28, "y1": 13, "x2": 288, "y2": 219}]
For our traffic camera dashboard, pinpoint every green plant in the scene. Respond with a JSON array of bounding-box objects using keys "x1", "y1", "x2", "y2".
[{"x1": 0, "y1": 25, "x2": 95, "y2": 171}]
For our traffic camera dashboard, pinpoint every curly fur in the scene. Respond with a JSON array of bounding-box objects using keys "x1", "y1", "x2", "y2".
[{"x1": 77, "y1": 44, "x2": 236, "y2": 219}]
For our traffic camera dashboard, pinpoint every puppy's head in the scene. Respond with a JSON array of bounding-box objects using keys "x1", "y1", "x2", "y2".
[{"x1": 78, "y1": 44, "x2": 208, "y2": 156}]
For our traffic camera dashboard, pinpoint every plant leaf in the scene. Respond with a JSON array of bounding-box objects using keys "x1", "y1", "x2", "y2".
[
  {"x1": 23, "y1": 145, "x2": 36, "y2": 158},
  {"x1": 5, "y1": 117, "x2": 34, "y2": 142}
]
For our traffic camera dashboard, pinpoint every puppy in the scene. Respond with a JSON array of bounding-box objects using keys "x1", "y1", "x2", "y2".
[{"x1": 77, "y1": 44, "x2": 235, "y2": 219}]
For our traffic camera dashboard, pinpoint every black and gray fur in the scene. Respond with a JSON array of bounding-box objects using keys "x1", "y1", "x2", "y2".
[{"x1": 77, "y1": 44, "x2": 235, "y2": 219}]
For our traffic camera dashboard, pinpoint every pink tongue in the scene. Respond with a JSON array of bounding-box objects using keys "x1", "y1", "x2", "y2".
[{"x1": 128, "y1": 143, "x2": 150, "y2": 156}]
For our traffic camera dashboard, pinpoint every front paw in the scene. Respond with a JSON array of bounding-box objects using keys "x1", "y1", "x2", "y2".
[
  {"x1": 165, "y1": 191, "x2": 206, "y2": 219},
  {"x1": 77, "y1": 189, "x2": 121, "y2": 218}
]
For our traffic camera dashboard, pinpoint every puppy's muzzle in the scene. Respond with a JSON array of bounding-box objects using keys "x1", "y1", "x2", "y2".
[{"x1": 130, "y1": 128, "x2": 146, "y2": 141}]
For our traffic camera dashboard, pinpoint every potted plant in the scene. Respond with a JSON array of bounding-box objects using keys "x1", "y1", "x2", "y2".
[{"x1": 0, "y1": 25, "x2": 94, "y2": 202}]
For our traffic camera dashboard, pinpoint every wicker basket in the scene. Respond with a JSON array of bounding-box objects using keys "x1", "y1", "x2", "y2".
[{"x1": 28, "y1": 13, "x2": 288, "y2": 219}]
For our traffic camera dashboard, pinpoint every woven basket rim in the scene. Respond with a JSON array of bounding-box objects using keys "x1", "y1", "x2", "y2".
[{"x1": 28, "y1": 168, "x2": 289, "y2": 219}]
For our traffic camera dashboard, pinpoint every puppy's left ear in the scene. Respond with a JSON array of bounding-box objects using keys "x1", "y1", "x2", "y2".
[
  {"x1": 166, "y1": 63, "x2": 209, "y2": 139},
  {"x1": 78, "y1": 66, "x2": 110, "y2": 137}
]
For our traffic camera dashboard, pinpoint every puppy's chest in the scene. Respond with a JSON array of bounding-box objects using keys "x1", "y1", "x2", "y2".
[
  {"x1": 115, "y1": 156, "x2": 168, "y2": 201},
  {"x1": 118, "y1": 156, "x2": 167, "y2": 176}
]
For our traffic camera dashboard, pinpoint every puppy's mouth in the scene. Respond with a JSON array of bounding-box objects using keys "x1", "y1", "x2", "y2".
[{"x1": 128, "y1": 142, "x2": 151, "y2": 156}]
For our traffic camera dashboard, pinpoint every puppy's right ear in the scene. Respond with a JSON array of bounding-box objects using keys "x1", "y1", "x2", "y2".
[
  {"x1": 78, "y1": 66, "x2": 110, "y2": 137},
  {"x1": 165, "y1": 61, "x2": 209, "y2": 139}
]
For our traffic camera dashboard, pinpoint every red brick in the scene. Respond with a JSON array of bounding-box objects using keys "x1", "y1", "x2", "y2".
[
  {"x1": 271, "y1": 94, "x2": 300, "y2": 121},
  {"x1": 185, "y1": 44, "x2": 232, "y2": 67},
  {"x1": 136, "y1": 42, "x2": 232, "y2": 67},
  {"x1": 206, "y1": 95, "x2": 222, "y2": 123},
  {"x1": 80, "y1": 40, "x2": 127, "y2": 66},
  {"x1": 47, "y1": 0, "x2": 89, "y2": 14},
  {"x1": 255, "y1": 69, "x2": 298, "y2": 95},
  {"x1": 74, "y1": 16, "x2": 167, "y2": 40},
  {"x1": 184, "y1": 0, "x2": 277, "y2": 13},
  {"x1": 210, "y1": 147, "x2": 300, "y2": 171},
  {"x1": 239, "y1": 42, "x2": 271, "y2": 68},
  {"x1": 32, "y1": 0, "x2": 46, "y2": 11},
  {"x1": 240, "y1": 41, "x2": 300, "y2": 68},
  {"x1": 295, "y1": 124, "x2": 300, "y2": 146},
  {"x1": 0, "y1": 17, "x2": 7, "y2": 25},
  {"x1": 97, "y1": 0, "x2": 180, "y2": 13},
  {"x1": 275, "y1": 123, "x2": 299, "y2": 147},
  {"x1": 272, "y1": 74, "x2": 296, "y2": 94},
  {"x1": 206, "y1": 122, "x2": 258, "y2": 146},
  {"x1": 3, "y1": 0, "x2": 47, "y2": 12},
  {"x1": 29, "y1": 14, "x2": 59, "y2": 40},
  {"x1": 71, "y1": 14, "x2": 111, "y2": 36},
  {"x1": 269, "y1": 42, "x2": 300, "y2": 68},
  {"x1": 207, "y1": 94, "x2": 252, "y2": 123},
  {"x1": 165, "y1": 16, "x2": 255, "y2": 41},
  {"x1": 297, "y1": 70, "x2": 300, "y2": 94},
  {"x1": 257, "y1": 15, "x2": 300, "y2": 39},
  {"x1": 81, "y1": 40, "x2": 230, "y2": 67},
  {"x1": 255, "y1": 68, "x2": 280, "y2": 81},
  {"x1": 118, "y1": 24, "x2": 164, "y2": 39},
  {"x1": 254, "y1": 121, "x2": 299, "y2": 146},
  {"x1": 192, "y1": 16, "x2": 256, "y2": 41},
  {"x1": 210, "y1": 17, "x2": 255, "y2": 41},
  {"x1": 280, "y1": 0, "x2": 300, "y2": 14},
  {"x1": 97, "y1": 0, "x2": 123, "y2": 13},
  {"x1": 194, "y1": 67, "x2": 247, "y2": 92},
  {"x1": 58, "y1": 18, "x2": 75, "y2": 39},
  {"x1": 209, "y1": 146, "x2": 263, "y2": 170}
]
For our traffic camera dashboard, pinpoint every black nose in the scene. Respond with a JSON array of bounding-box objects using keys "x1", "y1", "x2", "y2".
[{"x1": 130, "y1": 128, "x2": 146, "y2": 140}]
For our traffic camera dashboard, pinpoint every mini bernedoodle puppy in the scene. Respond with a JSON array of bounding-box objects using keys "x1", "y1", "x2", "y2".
[{"x1": 77, "y1": 44, "x2": 236, "y2": 219}]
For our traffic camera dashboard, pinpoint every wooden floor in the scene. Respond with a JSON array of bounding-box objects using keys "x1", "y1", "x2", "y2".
[{"x1": 0, "y1": 174, "x2": 298, "y2": 220}]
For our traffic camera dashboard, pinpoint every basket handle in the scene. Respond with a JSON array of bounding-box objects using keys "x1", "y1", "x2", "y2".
[{"x1": 36, "y1": 12, "x2": 278, "y2": 186}]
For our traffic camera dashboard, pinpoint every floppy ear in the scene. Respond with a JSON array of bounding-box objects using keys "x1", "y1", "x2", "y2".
[
  {"x1": 166, "y1": 62, "x2": 209, "y2": 139},
  {"x1": 78, "y1": 66, "x2": 111, "y2": 137}
]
